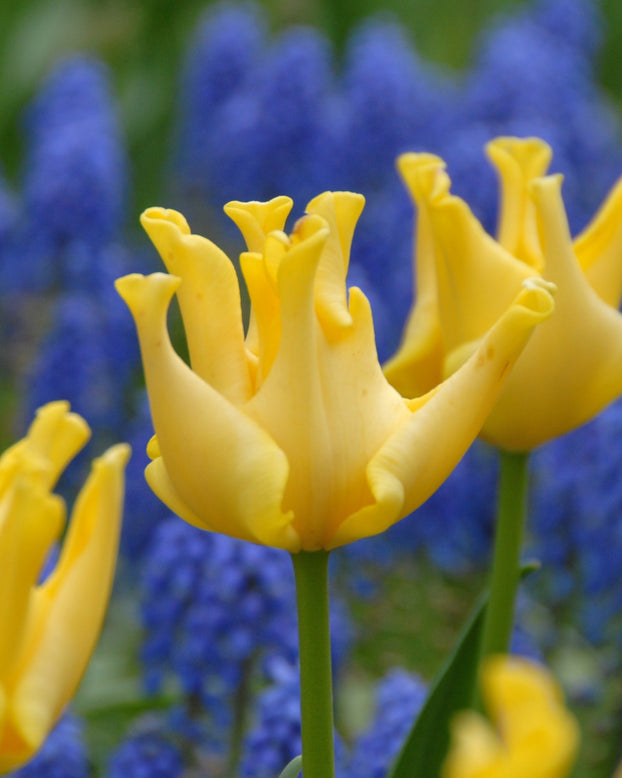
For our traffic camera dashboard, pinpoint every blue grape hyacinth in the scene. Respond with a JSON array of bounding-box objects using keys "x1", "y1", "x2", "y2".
[
  {"x1": 346, "y1": 669, "x2": 427, "y2": 778},
  {"x1": 140, "y1": 517, "x2": 354, "y2": 737},
  {"x1": 24, "y1": 284, "x2": 136, "y2": 441},
  {"x1": 140, "y1": 518, "x2": 299, "y2": 717},
  {"x1": 241, "y1": 659, "x2": 349, "y2": 778},
  {"x1": 107, "y1": 718, "x2": 185, "y2": 778},
  {"x1": 530, "y1": 397, "x2": 622, "y2": 647},
  {"x1": 23, "y1": 56, "x2": 127, "y2": 258}
]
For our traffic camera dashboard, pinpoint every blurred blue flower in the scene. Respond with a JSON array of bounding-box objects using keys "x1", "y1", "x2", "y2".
[
  {"x1": 241, "y1": 659, "x2": 348, "y2": 778},
  {"x1": 386, "y1": 441, "x2": 497, "y2": 573},
  {"x1": 24, "y1": 285, "x2": 136, "y2": 440},
  {"x1": 140, "y1": 519, "x2": 298, "y2": 717},
  {"x1": 346, "y1": 669, "x2": 427, "y2": 778},
  {"x1": 23, "y1": 56, "x2": 127, "y2": 259},
  {"x1": 203, "y1": 25, "x2": 337, "y2": 206},
  {"x1": 338, "y1": 18, "x2": 455, "y2": 191},
  {"x1": 8, "y1": 714, "x2": 89, "y2": 778},
  {"x1": 458, "y1": 0, "x2": 621, "y2": 233},
  {"x1": 140, "y1": 517, "x2": 354, "y2": 732},
  {"x1": 177, "y1": 3, "x2": 265, "y2": 190},
  {"x1": 121, "y1": 393, "x2": 172, "y2": 560},
  {"x1": 107, "y1": 718, "x2": 184, "y2": 778},
  {"x1": 240, "y1": 660, "x2": 302, "y2": 778},
  {"x1": 529, "y1": 397, "x2": 622, "y2": 646},
  {"x1": 533, "y1": 0, "x2": 602, "y2": 59}
]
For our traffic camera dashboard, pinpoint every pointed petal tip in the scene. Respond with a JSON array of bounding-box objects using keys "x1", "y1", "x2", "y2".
[
  {"x1": 146, "y1": 434, "x2": 160, "y2": 460},
  {"x1": 97, "y1": 442, "x2": 132, "y2": 472}
]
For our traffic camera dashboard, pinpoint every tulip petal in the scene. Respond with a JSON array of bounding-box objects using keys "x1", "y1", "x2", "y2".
[
  {"x1": 486, "y1": 136, "x2": 552, "y2": 270},
  {"x1": 0, "y1": 403, "x2": 90, "y2": 496},
  {"x1": 444, "y1": 658, "x2": 578, "y2": 778},
  {"x1": 574, "y1": 174, "x2": 622, "y2": 307},
  {"x1": 482, "y1": 176, "x2": 622, "y2": 449},
  {"x1": 225, "y1": 197, "x2": 293, "y2": 363},
  {"x1": 145, "y1": 456, "x2": 217, "y2": 532},
  {"x1": 306, "y1": 191, "x2": 365, "y2": 333},
  {"x1": 116, "y1": 273, "x2": 299, "y2": 550},
  {"x1": 240, "y1": 242, "x2": 283, "y2": 386},
  {"x1": 5, "y1": 443, "x2": 129, "y2": 766},
  {"x1": 141, "y1": 208, "x2": 251, "y2": 403},
  {"x1": 0, "y1": 480, "x2": 64, "y2": 671},
  {"x1": 444, "y1": 710, "x2": 505, "y2": 776},
  {"x1": 224, "y1": 196, "x2": 293, "y2": 253},
  {"x1": 330, "y1": 280, "x2": 554, "y2": 548},
  {"x1": 426, "y1": 180, "x2": 537, "y2": 360},
  {"x1": 315, "y1": 286, "x2": 411, "y2": 546},
  {"x1": 24, "y1": 403, "x2": 90, "y2": 491},
  {"x1": 482, "y1": 658, "x2": 578, "y2": 774},
  {"x1": 245, "y1": 217, "x2": 331, "y2": 548},
  {"x1": 384, "y1": 153, "x2": 449, "y2": 397}
]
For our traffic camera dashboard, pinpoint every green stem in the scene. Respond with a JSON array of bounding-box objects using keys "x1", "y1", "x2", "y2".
[
  {"x1": 291, "y1": 550, "x2": 335, "y2": 778},
  {"x1": 480, "y1": 450, "x2": 530, "y2": 659}
]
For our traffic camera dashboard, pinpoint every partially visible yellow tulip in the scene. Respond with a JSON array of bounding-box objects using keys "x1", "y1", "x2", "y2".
[
  {"x1": 385, "y1": 137, "x2": 622, "y2": 451},
  {"x1": 442, "y1": 656, "x2": 579, "y2": 778},
  {"x1": 0, "y1": 401, "x2": 130, "y2": 773},
  {"x1": 116, "y1": 191, "x2": 554, "y2": 552}
]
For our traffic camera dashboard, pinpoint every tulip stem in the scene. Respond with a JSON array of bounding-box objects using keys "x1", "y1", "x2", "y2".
[
  {"x1": 480, "y1": 450, "x2": 529, "y2": 659},
  {"x1": 291, "y1": 550, "x2": 335, "y2": 778}
]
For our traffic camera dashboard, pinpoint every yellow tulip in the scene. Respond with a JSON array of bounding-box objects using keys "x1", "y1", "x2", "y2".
[
  {"x1": 116, "y1": 192, "x2": 553, "y2": 552},
  {"x1": 442, "y1": 656, "x2": 579, "y2": 778},
  {"x1": 0, "y1": 402, "x2": 130, "y2": 773},
  {"x1": 385, "y1": 137, "x2": 622, "y2": 451}
]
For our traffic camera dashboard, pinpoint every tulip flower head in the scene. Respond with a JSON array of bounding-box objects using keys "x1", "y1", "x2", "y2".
[
  {"x1": 0, "y1": 401, "x2": 129, "y2": 773},
  {"x1": 385, "y1": 137, "x2": 622, "y2": 451},
  {"x1": 442, "y1": 656, "x2": 579, "y2": 778},
  {"x1": 117, "y1": 191, "x2": 554, "y2": 552}
]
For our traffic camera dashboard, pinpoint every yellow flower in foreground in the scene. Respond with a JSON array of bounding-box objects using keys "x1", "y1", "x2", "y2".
[
  {"x1": 384, "y1": 137, "x2": 622, "y2": 451},
  {"x1": 116, "y1": 192, "x2": 553, "y2": 552},
  {"x1": 442, "y1": 656, "x2": 579, "y2": 778},
  {"x1": 0, "y1": 402, "x2": 129, "y2": 773}
]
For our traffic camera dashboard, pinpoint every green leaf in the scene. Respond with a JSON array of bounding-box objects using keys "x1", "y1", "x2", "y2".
[
  {"x1": 387, "y1": 560, "x2": 540, "y2": 778},
  {"x1": 387, "y1": 593, "x2": 486, "y2": 778},
  {"x1": 279, "y1": 755, "x2": 303, "y2": 778}
]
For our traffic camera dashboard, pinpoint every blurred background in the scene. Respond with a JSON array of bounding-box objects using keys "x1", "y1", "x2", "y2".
[
  {"x1": 2, "y1": 0, "x2": 622, "y2": 214},
  {"x1": 2, "y1": 1, "x2": 622, "y2": 777}
]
